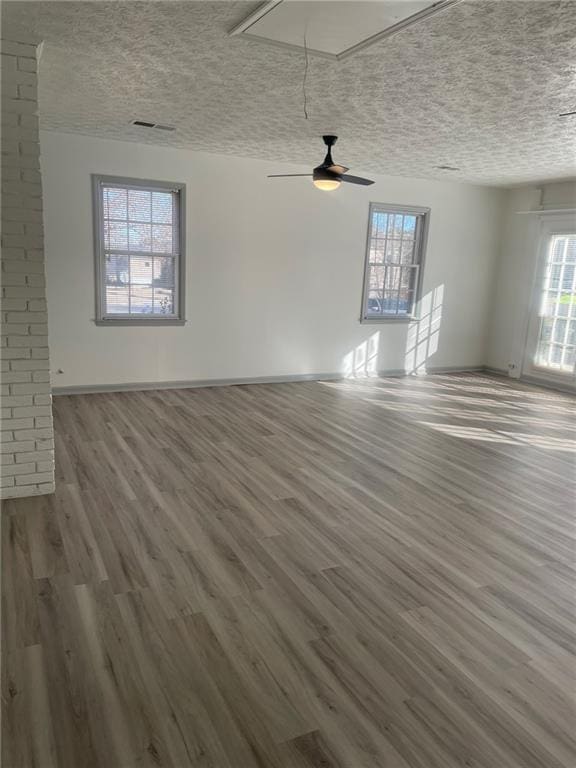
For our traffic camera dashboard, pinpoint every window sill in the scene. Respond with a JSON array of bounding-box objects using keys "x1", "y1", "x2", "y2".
[
  {"x1": 360, "y1": 316, "x2": 415, "y2": 324},
  {"x1": 95, "y1": 319, "x2": 186, "y2": 327}
]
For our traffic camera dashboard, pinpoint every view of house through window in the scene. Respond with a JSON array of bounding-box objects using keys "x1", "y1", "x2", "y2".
[
  {"x1": 93, "y1": 176, "x2": 185, "y2": 323},
  {"x1": 361, "y1": 203, "x2": 428, "y2": 321},
  {"x1": 534, "y1": 233, "x2": 576, "y2": 373}
]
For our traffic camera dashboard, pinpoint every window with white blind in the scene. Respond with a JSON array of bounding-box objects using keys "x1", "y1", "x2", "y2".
[
  {"x1": 92, "y1": 175, "x2": 185, "y2": 324},
  {"x1": 361, "y1": 203, "x2": 429, "y2": 322}
]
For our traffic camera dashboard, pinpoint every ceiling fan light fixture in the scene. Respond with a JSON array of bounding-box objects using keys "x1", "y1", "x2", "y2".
[
  {"x1": 268, "y1": 135, "x2": 374, "y2": 188},
  {"x1": 313, "y1": 161, "x2": 342, "y2": 191},
  {"x1": 313, "y1": 178, "x2": 341, "y2": 191}
]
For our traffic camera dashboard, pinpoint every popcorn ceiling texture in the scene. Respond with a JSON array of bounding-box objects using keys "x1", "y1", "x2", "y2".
[
  {"x1": 2, "y1": 0, "x2": 575, "y2": 187},
  {"x1": 1, "y1": 39, "x2": 56, "y2": 499}
]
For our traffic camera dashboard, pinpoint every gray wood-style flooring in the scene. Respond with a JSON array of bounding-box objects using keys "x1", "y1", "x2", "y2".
[{"x1": 2, "y1": 372, "x2": 576, "y2": 768}]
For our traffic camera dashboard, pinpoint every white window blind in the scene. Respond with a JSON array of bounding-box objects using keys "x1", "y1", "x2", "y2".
[
  {"x1": 361, "y1": 203, "x2": 429, "y2": 321},
  {"x1": 93, "y1": 176, "x2": 185, "y2": 323},
  {"x1": 534, "y1": 233, "x2": 576, "y2": 372}
]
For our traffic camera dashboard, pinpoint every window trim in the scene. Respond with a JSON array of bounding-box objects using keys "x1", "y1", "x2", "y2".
[
  {"x1": 360, "y1": 202, "x2": 430, "y2": 324},
  {"x1": 92, "y1": 174, "x2": 186, "y2": 326}
]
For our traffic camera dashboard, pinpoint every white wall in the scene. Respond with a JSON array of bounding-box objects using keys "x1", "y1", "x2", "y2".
[
  {"x1": 40, "y1": 131, "x2": 504, "y2": 389},
  {"x1": 486, "y1": 181, "x2": 576, "y2": 375}
]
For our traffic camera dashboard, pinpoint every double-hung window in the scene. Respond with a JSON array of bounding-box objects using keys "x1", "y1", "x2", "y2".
[
  {"x1": 93, "y1": 175, "x2": 185, "y2": 324},
  {"x1": 361, "y1": 203, "x2": 429, "y2": 322}
]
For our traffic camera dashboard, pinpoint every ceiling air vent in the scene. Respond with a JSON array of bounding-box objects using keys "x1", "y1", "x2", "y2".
[{"x1": 131, "y1": 120, "x2": 175, "y2": 131}]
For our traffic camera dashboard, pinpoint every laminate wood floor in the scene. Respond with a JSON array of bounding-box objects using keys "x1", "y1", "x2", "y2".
[{"x1": 2, "y1": 372, "x2": 576, "y2": 768}]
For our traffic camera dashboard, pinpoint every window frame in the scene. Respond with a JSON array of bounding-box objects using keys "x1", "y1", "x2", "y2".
[
  {"x1": 92, "y1": 174, "x2": 186, "y2": 326},
  {"x1": 360, "y1": 202, "x2": 430, "y2": 324}
]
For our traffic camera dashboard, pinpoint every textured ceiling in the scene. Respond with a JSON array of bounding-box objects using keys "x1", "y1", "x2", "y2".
[{"x1": 3, "y1": 0, "x2": 576, "y2": 186}]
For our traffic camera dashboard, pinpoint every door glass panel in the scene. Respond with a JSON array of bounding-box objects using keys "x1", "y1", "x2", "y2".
[{"x1": 534, "y1": 234, "x2": 576, "y2": 373}]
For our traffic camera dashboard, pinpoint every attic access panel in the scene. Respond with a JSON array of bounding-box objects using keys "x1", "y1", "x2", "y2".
[{"x1": 230, "y1": 0, "x2": 463, "y2": 60}]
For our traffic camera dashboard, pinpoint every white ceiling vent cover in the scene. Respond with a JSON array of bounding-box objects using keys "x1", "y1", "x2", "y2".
[{"x1": 230, "y1": 0, "x2": 464, "y2": 60}]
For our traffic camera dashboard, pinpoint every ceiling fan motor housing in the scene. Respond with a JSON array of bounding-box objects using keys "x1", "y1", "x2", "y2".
[
  {"x1": 313, "y1": 167, "x2": 341, "y2": 181},
  {"x1": 320, "y1": 136, "x2": 338, "y2": 170}
]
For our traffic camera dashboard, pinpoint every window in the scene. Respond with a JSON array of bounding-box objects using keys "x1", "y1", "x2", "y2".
[
  {"x1": 361, "y1": 203, "x2": 429, "y2": 322},
  {"x1": 533, "y1": 233, "x2": 576, "y2": 373},
  {"x1": 92, "y1": 175, "x2": 185, "y2": 324}
]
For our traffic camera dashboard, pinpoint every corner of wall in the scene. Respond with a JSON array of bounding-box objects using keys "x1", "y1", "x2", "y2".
[
  {"x1": 481, "y1": 186, "x2": 510, "y2": 371},
  {"x1": 483, "y1": 185, "x2": 541, "y2": 375},
  {"x1": 1, "y1": 38, "x2": 55, "y2": 500}
]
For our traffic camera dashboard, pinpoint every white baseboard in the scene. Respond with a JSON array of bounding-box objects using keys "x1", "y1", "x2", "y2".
[
  {"x1": 481, "y1": 366, "x2": 575, "y2": 394},
  {"x1": 52, "y1": 372, "x2": 342, "y2": 395},
  {"x1": 427, "y1": 365, "x2": 486, "y2": 375},
  {"x1": 519, "y1": 373, "x2": 575, "y2": 394},
  {"x1": 51, "y1": 365, "x2": 487, "y2": 396},
  {"x1": 482, "y1": 365, "x2": 509, "y2": 377}
]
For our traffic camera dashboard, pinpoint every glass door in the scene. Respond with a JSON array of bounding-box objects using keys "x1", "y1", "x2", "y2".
[{"x1": 524, "y1": 218, "x2": 576, "y2": 387}]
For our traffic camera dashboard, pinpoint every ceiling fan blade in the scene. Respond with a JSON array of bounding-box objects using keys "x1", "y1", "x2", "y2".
[
  {"x1": 267, "y1": 174, "x2": 312, "y2": 178},
  {"x1": 340, "y1": 174, "x2": 375, "y2": 186},
  {"x1": 326, "y1": 164, "x2": 349, "y2": 174}
]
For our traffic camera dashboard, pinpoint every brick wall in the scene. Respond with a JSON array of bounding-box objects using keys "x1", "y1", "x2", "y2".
[{"x1": 1, "y1": 39, "x2": 55, "y2": 499}]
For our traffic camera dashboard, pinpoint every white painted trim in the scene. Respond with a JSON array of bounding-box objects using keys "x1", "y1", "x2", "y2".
[
  {"x1": 483, "y1": 367, "x2": 575, "y2": 394},
  {"x1": 426, "y1": 365, "x2": 485, "y2": 375},
  {"x1": 520, "y1": 373, "x2": 575, "y2": 394},
  {"x1": 52, "y1": 366, "x2": 485, "y2": 396},
  {"x1": 521, "y1": 215, "x2": 576, "y2": 385},
  {"x1": 92, "y1": 174, "x2": 186, "y2": 324},
  {"x1": 53, "y1": 372, "x2": 343, "y2": 395},
  {"x1": 336, "y1": 0, "x2": 463, "y2": 61},
  {"x1": 360, "y1": 202, "x2": 430, "y2": 323},
  {"x1": 229, "y1": 0, "x2": 283, "y2": 36},
  {"x1": 229, "y1": 0, "x2": 464, "y2": 61},
  {"x1": 53, "y1": 367, "x2": 575, "y2": 398},
  {"x1": 483, "y1": 366, "x2": 509, "y2": 377},
  {"x1": 516, "y1": 208, "x2": 576, "y2": 216}
]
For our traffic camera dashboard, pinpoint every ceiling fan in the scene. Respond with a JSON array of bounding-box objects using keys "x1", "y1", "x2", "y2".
[{"x1": 268, "y1": 135, "x2": 374, "y2": 191}]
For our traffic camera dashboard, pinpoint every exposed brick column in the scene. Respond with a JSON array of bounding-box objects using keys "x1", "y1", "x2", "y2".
[{"x1": 1, "y1": 39, "x2": 55, "y2": 499}]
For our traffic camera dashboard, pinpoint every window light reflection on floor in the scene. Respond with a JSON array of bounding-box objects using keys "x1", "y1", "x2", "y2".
[
  {"x1": 419, "y1": 421, "x2": 576, "y2": 452},
  {"x1": 405, "y1": 285, "x2": 444, "y2": 374},
  {"x1": 342, "y1": 332, "x2": 380, "y2": 378}
]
